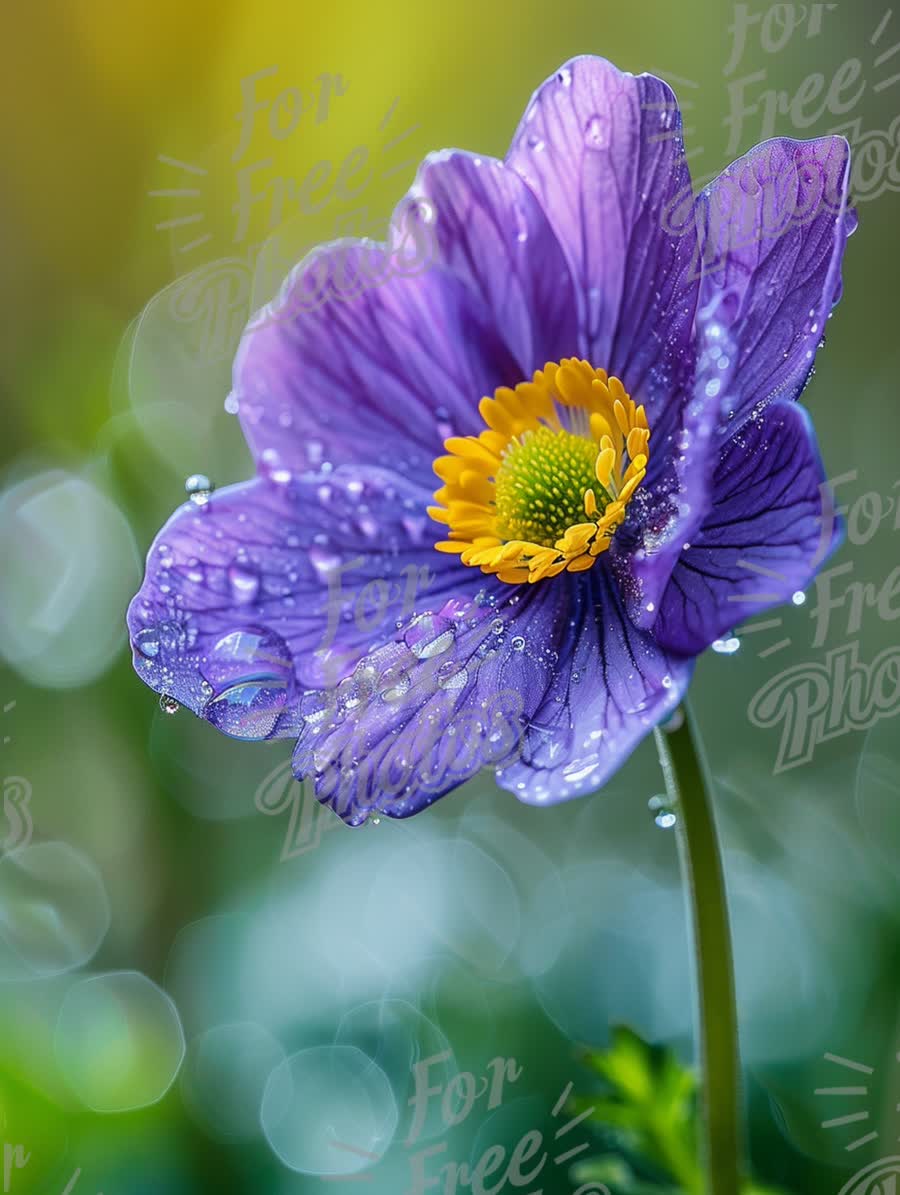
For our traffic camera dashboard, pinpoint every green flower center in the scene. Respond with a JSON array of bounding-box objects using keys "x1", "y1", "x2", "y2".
[{"x1": 494, "y1": 426, "x2": 605, "y2": 547}]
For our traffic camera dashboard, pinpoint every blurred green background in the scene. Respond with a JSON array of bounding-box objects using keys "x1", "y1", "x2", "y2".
[{"x1": 2, "y1": 1, "x2": 900, "y2": 1191}]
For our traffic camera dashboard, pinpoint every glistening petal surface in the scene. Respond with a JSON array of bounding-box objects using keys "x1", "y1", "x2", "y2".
[
  {"x1": 506, "y1": 55, "x2": 700, "y2": 446},
  {"x1": 694, "y1": 135, "x2": 855, "y2": 440},
  {"x1": 126, "y1": 471, "x2": 473, "y2": 734},
  {"x1": 292, "y1": 573, "x2": 690, "y2": 824},
  {"x1": 653, "y1": 401, "x2": 843, "y2": 656},
  {"x1": 233, "y1": 241, "x2": 520, "y2": 482}
]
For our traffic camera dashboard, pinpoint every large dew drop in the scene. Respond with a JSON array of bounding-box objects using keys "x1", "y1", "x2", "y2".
[
  {"x1": 403, "y1": 613, "x2": 456, "y2": 660},
  {"x1": 201, "y1": 628, "x2": 294, "y2": 740},
  {"x1": 134, "y1": 628, "x2": 160, "y2": 659}
]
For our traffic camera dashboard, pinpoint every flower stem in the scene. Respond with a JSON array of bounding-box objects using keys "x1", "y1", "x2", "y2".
[{"x1": 654, "y1": 712, "x2": 743, "y2": 1195}]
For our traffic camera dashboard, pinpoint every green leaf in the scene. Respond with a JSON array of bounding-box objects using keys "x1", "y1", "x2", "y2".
[
  {"x1": 576, "y1": 1026, "x2": 701, "y2": 1193},
  {"x1": 572, "y1": 1028, "x2": 796, "y2": 1195}
]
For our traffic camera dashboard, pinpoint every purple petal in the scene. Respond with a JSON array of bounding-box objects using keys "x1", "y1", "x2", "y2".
[
  {"x1": 233, "y1": 241, "x2": 521, "y2": 483},
  {"x1": 496, "y1": 566, "x2": 692, "y2": 804},
  {"x1": 406, "y1": 151, "x2": 580, "y2": 374},
  {"x1": 506, "y1": 56, "x2": 699, "y2": 439},
  {"x1": 611, "y1": 135, "x2": 854, "y2": 632},
  {"x1": 653, "y1": 401, "x2": 843, "y2": 656},
  {"x1": 694, "y1": 135, "x2": 854, "y2": 438},
  {"x1": 293, "y1": 569, "x2": 690, "y2": 825},
  {"x1": 126, "y1": 470, "x2": 475, "y2": 737},
  {"x1": 610, "y1": 306, "x2": 733, "y2": 629}
]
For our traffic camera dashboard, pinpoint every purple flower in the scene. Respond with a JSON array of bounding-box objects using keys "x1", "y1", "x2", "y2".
[{"x1": 128, "y1": 56, "x2": 855, "y2": 825}]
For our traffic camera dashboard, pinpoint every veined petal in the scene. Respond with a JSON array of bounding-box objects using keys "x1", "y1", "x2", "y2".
[
  {"x1": 695, "y1": 135, "x2": 855, "y2": 439},
  {"x1": 126, "y1": 470, "x2": 474, "y2": 736},
  {"x1": 609, "y1": 136, "x2": 854, "y2": 630},
  {"x1": 506, "y1": 55, "x2": 700, "y2": 443},
  {"x1": 293, "y1": 570, "x2": 690, "y2": 824},
  {"x1": 653, "y1": 401, "x2": 843, "y2": 655},
  {"x1": 496, "y1": 566, "x2": 692, "y2": 803},
  {"x1": 406, "y1": 150, "x2": 580, "y2": 374},
  {"x1": 233, "y1": 240, "x2": 521, "y2": 482}
]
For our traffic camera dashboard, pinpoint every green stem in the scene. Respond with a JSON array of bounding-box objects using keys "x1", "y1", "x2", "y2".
[{"x1": 654, "y1": 711, "x2": 743, "y2": 1195}]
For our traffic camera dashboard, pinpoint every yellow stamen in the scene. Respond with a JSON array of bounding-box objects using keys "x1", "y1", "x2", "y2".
[{"x1": 430, "y1": 359, "x2": 651, "y2": 584}]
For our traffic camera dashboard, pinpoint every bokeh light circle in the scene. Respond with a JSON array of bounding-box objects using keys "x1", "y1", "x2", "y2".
[
  {"x1": 55, "y1": 971, "x2": 186, "y2": 1111},
  {"x1": 0, "y1": 469, "x2": 140, "y2": 688},
  {"x1": 335, "y1": 999, "x2": 455, "y2": 1143},
  {"x1": 0, "y1": 842, "x2": 110, "y2": 980},
  {"x1": 260, "y1": 1044, "x2": 397, "y2": 1175},
  {"x1": 181, "y1": 1021, "x2": 286, "y2": 1141}
]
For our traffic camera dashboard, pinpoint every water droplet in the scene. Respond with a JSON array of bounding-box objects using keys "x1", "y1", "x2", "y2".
[
  {"x1": 205, "y1": 679, "x2": 288, "y2": 740},
  {"x1": 649, "y1": 795, "x2": 677, "y2": 829},
  {"x1": 434, "y1": 405, "x2": 454, "y2": 440},
  {"x1": 185, "y1": 474, "x2": 214, "y2": 506},
  {"x1": 300, "y1": 690, "x2": 334, "y2": 726},
  {"x1": 134, "y1": 628, "x2": 160, "y2": 659},
  {"x1": 437, "y1": 660, "x2": 468, "y2": 691},
  {"x1": 380, "y1": 664, "x2": 411, "y2": 703},
  {"x1": 211, "y1": 627, "x2": 289, "y2": 675},
  {"x1": 228, "y1": 563, "x2": 260, "y2": 605},
  {"x1": 584, "y1": 115, "x2": 605, "y2": 148},
  {"x1": 336, "y1": 676, "x2": 364, "y2": 711},
  {"x1": 309, "y1": 545, "x2": 344, "y2": 581},
  {"x1": 557, "y1": 66, "x2": 572, "y2": 86},
  {"x1": 224, "y1": 391, "x2": 240, "y2": 415},
  {"x1": 404, "y1": 613, "x2": 456, "y2": 660},
  {"x1": 792, "y1": 590, "x2": 807, "y2": 606},
  {"x1": 711, "y1": 635, "x2": 741, "y2": 655},
  {"x1": 511, "y1": 636, "x2": 526, "y2": 652},
  {"x1": 662, "y1": 707, "x2": 685, "y2": 732},
  {"x1": 159, "y1": 694, "x2": 180, "y2": 715}
]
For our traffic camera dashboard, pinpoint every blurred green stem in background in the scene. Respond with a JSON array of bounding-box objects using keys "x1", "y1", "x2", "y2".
[{"x1": 654, "y1": 712, "x2": 743, "y2": 1195}]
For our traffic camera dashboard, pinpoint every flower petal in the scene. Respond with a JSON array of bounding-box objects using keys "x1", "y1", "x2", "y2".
[
  {"x1": 495, "y1": 566, "x2": 692, "y2": 803},
  {"x1": 694, "y1": 135, "x2": 855, "y2": 438},
  {"x1": 406, "y1": 151, "x2": 580, "y2": 374},
  {"x1": 126, "y1": 470, "x2": 473, "y2": 736},
  {"x1": 610, "y1": 305, "x2": 733, "y2": 628},
  {"x1": 611, "y1": 135, "x2": 854, "y2": 632},
  {"x1": 506, "y1": 55, "x2": 699, "y2": 438},
  {"x1": 293, "y1": 569, "x2": 690, "y2": 824},
  {"x1": 653, "y1": 401, "x2": 843, "y2": 656},
  {"x1": 233, "y1": 240, "x2": 521, "y2": 481}
]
